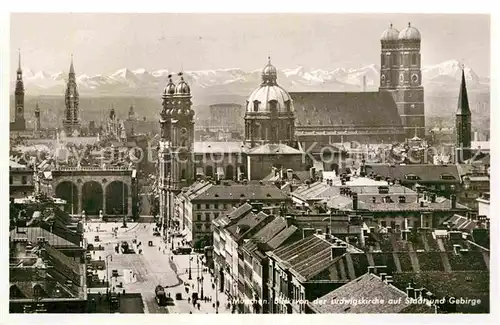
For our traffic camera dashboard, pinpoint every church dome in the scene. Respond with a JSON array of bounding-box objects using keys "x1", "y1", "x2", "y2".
[
  {"x1": 398, "y1": 22, "x2": 421, "y2": 40},
  {"x1": 380, "y1": 23, "x2": 399, "y2": 41},
  {"x1": 164, "y1": 75, "x2": 176, "y2": 95},
  {"x1": 246, "y1": 58, "x2": 294, "y2": 113},
  {"x1": 175, "y1": 74, "x2": 190, "y2": 95}
]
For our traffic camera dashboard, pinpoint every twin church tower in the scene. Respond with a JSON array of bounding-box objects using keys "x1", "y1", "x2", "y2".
[{"x1": 379, "y1": 22, "x2": 425, "y2": 139}]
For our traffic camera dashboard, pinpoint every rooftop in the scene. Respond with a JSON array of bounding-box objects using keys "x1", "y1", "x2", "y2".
[
  {"x1": 193, "y1": 141, "x2": 246, "y2": 154},
  {"x1": 308, "y1": 273, "x2": 434, "y2": 313},
  {"x1": 290, "y1": 91, "x2": 404, "y2": 129},
  {"x1": 10, "y1": 227, "x2": 80, "y2": 248},
  {"x1": 186, "y1": 181, "x2": 289, "y2": 202},
  {"x1": 365, "y1": 164, "x2": 460, "y2": 183},
  {"x1": 247, "y1": 143, "x2": 303, "y2": 155}
]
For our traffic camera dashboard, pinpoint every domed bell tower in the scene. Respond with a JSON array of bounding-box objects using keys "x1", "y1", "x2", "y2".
[
  {"x1": 379, "y1": 23, "x2": 400, "y2": 90},
  {"x1": 244, "y1": 57, "x2": 295, "y2": 148},
  {"x1": 396, "y1": 23, "x2": 425, "y2": 139}
]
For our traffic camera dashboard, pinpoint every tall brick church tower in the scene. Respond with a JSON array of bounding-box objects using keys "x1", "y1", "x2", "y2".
[
  {"x1": 380, "y1": 23, "x2": 425, "y2": 139},
  {"x1": 158, "y1": 73, "x2": 195, "y2": 230},
  {"x1": 12, "y1": 50, "x2": 26, "y2": 131},
  {"x1": 62, "y1": 55, "x2": 80, "y2": 135}
]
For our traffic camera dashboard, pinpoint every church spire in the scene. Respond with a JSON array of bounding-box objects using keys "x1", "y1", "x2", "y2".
[
  {"x1": 17, "y1": 49, "x2": 22, "y2": 73},
  {"x1": 456, "y1": 65, "x2": 470, "y2": 116}
]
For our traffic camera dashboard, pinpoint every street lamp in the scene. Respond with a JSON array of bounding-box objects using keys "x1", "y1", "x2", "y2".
[
  {"x1": 105, "y1": 254, "x2": 113, "y2": 312},
  {"x1": 188, "y1": 255, "x2": 192, "y2": 280}
]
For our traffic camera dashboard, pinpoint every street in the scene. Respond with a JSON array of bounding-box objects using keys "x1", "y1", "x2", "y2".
[{"x1": 84, "y1": 219, "x2": 232, "y2": 314}]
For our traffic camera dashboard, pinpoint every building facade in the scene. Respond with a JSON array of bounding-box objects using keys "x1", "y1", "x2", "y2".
[{"x1": 9, "y1": 160, "x2": 35, "y2": 198}]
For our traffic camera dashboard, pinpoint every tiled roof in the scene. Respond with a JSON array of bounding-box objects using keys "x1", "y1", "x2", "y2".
[
  {"x1": 270, "y1": 235, "x2": 340, "y2": 281},
  {"x1": 309, "y1": 273, "x2": 434, "y2": 314},
  {"x1": 247, "y1": 143, "x2": 303, "y2": 155},
  {"x1": 290, "y1": 91, "x2": 403, "y2": 129},
  {"x1": 393, "y1": 271, "x2": 489, "y2": 313},
  {"x1": 10, "y1": 227, "x2": 79, "y2": 248},
  {"x1": 190, "y1": 183, "x2": 289, "y2": 201},
  {"x1": 251, "y1": 216, "x2": 287, "y2": 244},
  {"x1": 267, "y1": 225, "x2": 299, "y2": 250},
  {"x1": 225, "y1": 211, "x2": 271, "y2": 242},
  {"x1": 193, "y1": 141, "x2": 246, "y2": 154},
  {"x1": 10, "y1": 160, "x2": 29, "y2": 169},
  {"x1": 365, "y1": 164, "x2": 460, "y2": 183},
  {"x1": 446, "y1": 214, "x2": 480, "y2": 231}
]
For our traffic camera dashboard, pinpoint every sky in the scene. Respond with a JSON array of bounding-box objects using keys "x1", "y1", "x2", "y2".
[{"x1": 10, "y1": 13, "x2": 490, "y2": 76}]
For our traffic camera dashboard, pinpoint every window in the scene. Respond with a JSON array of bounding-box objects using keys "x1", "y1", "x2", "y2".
[
  {"x1": 205, "y1": 204, "x2": 211, "y2": 209},
  {"x1": 214, "y1": 203, "x2": 219, "y2": 209},
  {"x1": 196, "y1": 214, "x2": 202, "y2": 221},
  {"x1": 205, "y1": 213, "x2": 210, "y2": 221},
  {"x1": 181, "y1": 169, "x2": 186, "y2": 180},
  {"x1": 205, "y1": 223, "x2": 211, "y2": 230},
  {"x1": 411, "y1": 53, "x2": 417, "y2": 65},
  {"x1": 285, "y1": 100, "x2": 291, "y2": 112},
  {"x1": 253, "y1": 101, "x2": 259, "y2": 112},
  {"x1": 223, "y1": 204, "x2": 227, "y2": 210},
  {"x1": 196, "y1": 204, "x2": 201, "y2": 210},
  {"x1": 196, "y1": 224, "x2": 202, "y2": 230},
  {"x1": 440, "y1": 173, "x2": 456, "y2": 180},
  {"x1": 21, "y1": 176, "x2": 27, "y2": 185},
  {"x1": 390, "y1": 221, "x2": 396, "y2": 229},
  {"x1": 269, "y1": 100, "x2": 278, "y2": 113},
  {"x1": 214, "y1": 212, "x2": 220, "y2": 219}
]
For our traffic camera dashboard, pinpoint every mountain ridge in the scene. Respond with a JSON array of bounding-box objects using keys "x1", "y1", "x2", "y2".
[{"x1": 15, "y1": 59, "x2": 489, "y2": 96}]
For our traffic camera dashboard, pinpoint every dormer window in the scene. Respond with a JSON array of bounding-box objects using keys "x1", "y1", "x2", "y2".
[
  {"x1": 285, "y1": 100, "x2": 291, "y2": 112},
  {"x1": 269, "y1": 100, "x2": 278, "y2": 113},
  {"x1": 404, "y1": 173, "x2": 420, "y2": 181},
  {"x1": 398, "y1": 196, "x2": 406, "y2": 203},
  {"x1": 253, "y1": 100, "x2": 260, "y2": 112},
  {"x1": 440, "y1": 173, "x2": 456, "y2": 180}
]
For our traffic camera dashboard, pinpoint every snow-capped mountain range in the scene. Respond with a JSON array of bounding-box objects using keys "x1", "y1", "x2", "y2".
[{"x1": 16, "y1": 60, "x2": 489, "y2": 96}]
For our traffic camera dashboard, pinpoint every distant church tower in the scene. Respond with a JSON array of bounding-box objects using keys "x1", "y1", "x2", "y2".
[
  {"x1": 158, "y1": 73, "x2": 195, "y2": 230},
  {"x1": 62, "y1": 55, "x2": 80, "y2": 135},
  {"x1": 456, "y1": 67, "x2": 472, "y2": 161},
  {"x1": 13, "y1": 49, "x2": 26, "y2": 131},
  {"x1": 380, "y1": 23, "x2": 425, "y2": 139},
  {"x1": 34, "y1": 102, "x2": 41, "y2": 134}
]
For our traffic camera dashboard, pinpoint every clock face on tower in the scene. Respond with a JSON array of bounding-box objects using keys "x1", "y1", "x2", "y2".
[{"x1": 411, "y1": 74, "x2": 419, "y2": 83}]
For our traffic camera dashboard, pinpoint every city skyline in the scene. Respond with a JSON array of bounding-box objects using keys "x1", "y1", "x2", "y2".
[{"x1": 10, "y1": 13, "x2": 490, "y2": 77}]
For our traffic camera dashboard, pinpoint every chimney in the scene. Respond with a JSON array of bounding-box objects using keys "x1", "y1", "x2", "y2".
[
  {"x1": 362, "y1": 75, "x2": 367, "y2": 92},
  {"x1": 309, "y1": 167, "x2": 316, "y2": 179},
  {"x1": 315, "y1": 229, "x2": 323, "y2": 235},
  {"x1": 420, "y1": 201, "x2": 424, "y2": 207},
  {"x1": 302, "y1": 228, "x2": 315, "y2": 239},
  {"x1": 285, "y1": 216, "x2": 294, "y2": 227},
  {"x1": 384, "y1": 275, "x2": 393, "y2": 285},
  {"x1": 331, "y1": 243, "x2": 347, "y2": 259},
  {"x1": 379, "y1": 273, "x2": 387, "y2": 281},
  {"x1": 352, "y1": 193, "x2": 358, "y2": 211},
  {"x1": 406, "y1": 284, "x2": 415, "y2": 299},
  {"x1": 451, "y1": 195, "x2": 457, "y2": 209},
  {"x1": 367, "y1": 266, "x2": 375, "y2": 274}
]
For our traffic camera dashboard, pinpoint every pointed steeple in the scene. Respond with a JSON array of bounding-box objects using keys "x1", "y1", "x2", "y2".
[
  {"x1": 456, "y1": 65, "x2": 470, "y2": 115},
  {"x1": 17, "y1": 49, "x2": 22, "y2": 73},
  {"x1": 69, "y1": 54, "x2": 75, "y2": 74}
]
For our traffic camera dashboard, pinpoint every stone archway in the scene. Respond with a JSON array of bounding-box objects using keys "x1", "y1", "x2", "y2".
[
  {"x1": 82, "y1": 181, "x2": 103, "y2": 215},
  {"x1": 226, "y1": 165, "x2": 234, "y2": 180},
  {"x1": 105, "y1": 181, "x2": 128, "y2": 215},
  {"x1": 55, "y1": 181, "x2": 79, "y2": 214}
]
